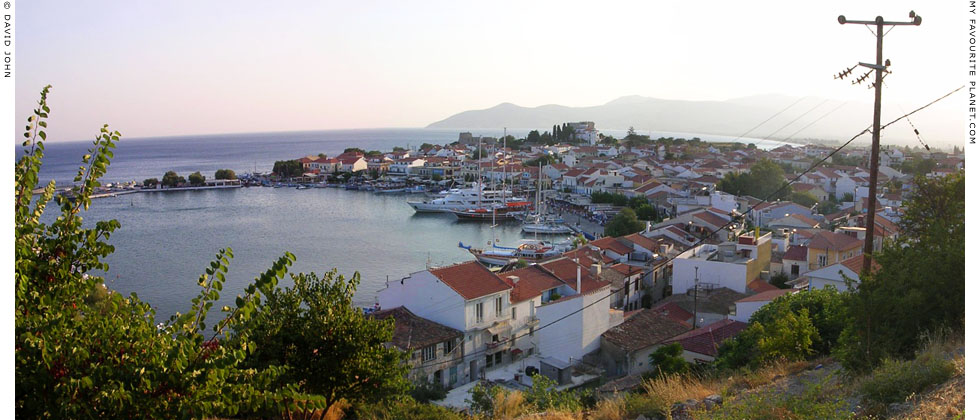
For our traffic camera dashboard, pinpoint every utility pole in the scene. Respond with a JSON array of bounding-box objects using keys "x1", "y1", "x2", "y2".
[
  {"x1": 691, "y1": 266, "x2": 699, "y2": 330},
  {"x1": 837, "y1": 11, "x2": 921, "y2": 274}
]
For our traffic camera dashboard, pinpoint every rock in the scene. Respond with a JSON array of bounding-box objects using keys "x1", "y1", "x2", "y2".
[
  {"x1": 814, "y1": 363, "x2": 823, "y2": 370},
  {"x1": 703, "y1": 394, "x2": 723, "y2": 410},
  {"x1": 634, "y1": 415, "x2": 648, "y2": 420}
]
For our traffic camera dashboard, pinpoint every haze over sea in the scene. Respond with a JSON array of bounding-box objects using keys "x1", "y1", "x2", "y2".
[{"x1": 28, "y1": 128, "x2": 791, "y2": 320}]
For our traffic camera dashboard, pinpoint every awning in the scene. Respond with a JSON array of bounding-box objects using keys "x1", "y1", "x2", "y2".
[
  {"x1": 510, "y1": 348, "x2": 524, "y2": 356},
  {"x1": 486, "y1": 321, "x2": 510, "y2": 336}
]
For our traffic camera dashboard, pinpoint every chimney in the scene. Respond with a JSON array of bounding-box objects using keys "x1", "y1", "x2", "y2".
[
  {"x1": 576, "y1": 262, "x2": 582, "y2": 293},
  {"x1": 645, "y1": 221, "x2": 652, "y2": 233},
  {"x1": 507, "y1": 275, "x2": 520, "y2": 284},
  {"x1": 590, "y1": 264, "x2": 602, "y2": 277}
]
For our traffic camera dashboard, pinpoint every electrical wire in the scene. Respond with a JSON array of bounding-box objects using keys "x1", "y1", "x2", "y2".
[{"x1": 760, "y1": 99, "x2": 831, "y2": 140}]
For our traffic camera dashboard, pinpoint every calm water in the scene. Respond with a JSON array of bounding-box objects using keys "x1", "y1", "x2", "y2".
[
  {"x1": 25, "y1": 128, "x2": 791, "y2": 320},
  {"x1": 53, "y1": 187, "x2": 532, "y2": 319}
]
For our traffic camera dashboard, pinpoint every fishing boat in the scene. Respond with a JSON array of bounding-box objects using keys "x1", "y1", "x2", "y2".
[
  {"x1": 459, "y1": 239, "x2": 571, "y2": 266},
  {"x1": 296, "y1": 184, "x2": 310, "y2": 190}
]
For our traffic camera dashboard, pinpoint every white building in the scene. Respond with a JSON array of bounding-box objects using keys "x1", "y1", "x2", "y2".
[
  {"x1": 672, "y1": 232, "x2": 773, "y2": 295},
  {"x1": 731, "y1": 289, "x2": 795, "y2": 323}
]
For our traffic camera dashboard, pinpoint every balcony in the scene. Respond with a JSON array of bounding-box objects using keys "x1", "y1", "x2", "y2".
[{"x1": 486, "y1": 338, "x2": 511, "y2": 351}]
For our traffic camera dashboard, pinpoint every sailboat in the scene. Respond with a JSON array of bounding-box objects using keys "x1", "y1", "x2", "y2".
[{"x1": 522, "y1": 163, "x2": 573, "y2": 234}]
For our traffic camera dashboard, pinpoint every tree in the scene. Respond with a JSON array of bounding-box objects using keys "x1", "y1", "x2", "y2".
[
  {"x1": 717, "y1": 158, "x2": 788, "y2": 200},
  {"x1": 344, "y1": 147, "x2": 366, "y2": 155},
  {"x1": 392, "y1": 146, "x2": 407, "y2": 152},
  {"x1": 645, "y1": 343, "x2": 690, "y2": 377},
  {"x1": 837, "y1": 172, "x2": 964, "y2": 372},
  {"x1": 273, "y1": 160, "x2": 303, "y2": 178},
  {"x1": 234, "y1": 270, "x2": 410, "y2": 408},
  {"x1": 214, "y1": 169, "x2": 237, "y2": 180},
  {"x1": 816, "y1": 200, "x2": 839, "y2": 215},
  {"x1": 419, "y1": 143, "x2": 435, "y2": 151},
  {"x1": 15, "y1": 86, "x2": 325, "y2": 418},
  {"x1": 788, "y1": 191, "x2": 818, "y2": 208},
  {"x1": 365, "y1": 150, "x2": 383, "y2": 157},
  {"x1": 161, "y1": 170, "x2": 184, "y2": 187},
  {"x1": 634, "y1": 204, "x2": 658, "y2": 222},
  {"x1": 524, "y1": 154, "x2": 556, "y2": 167},
  {"x1": 604, "y1": 208, "x2": 645, "y2": 237},
  {"x1": 142, "y1": 178, "x2": 159, "y2": 188},
  {"x1": 188, "y1": 171, "x2": 205, "y2": 186},
  {"x1": 526, "y1": 130, "x2": 541, "y2": 144},
  {"x1": 841, "y1": 192, "x2": 854, "y2": 202}
]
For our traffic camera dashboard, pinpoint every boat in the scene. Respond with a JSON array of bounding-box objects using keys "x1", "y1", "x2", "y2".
[
  {"x1": 522, "y1": 220, "x2": 574, "y2": 234},
  {"x1": 406, "y1": 186, "x2": 516, "y2": 213},
  {"x1": 520, "y1": 163, "x2": 572, "y2": 234},
  {"x1": 450, "y1": 200, "x2": 532, "y2": 221},
  {"x1": 459, "y1": 239, "x2": 571, "y2": 266},
  {"x1": 296, "y1": 184, "x2": 310, "y2": 190}
]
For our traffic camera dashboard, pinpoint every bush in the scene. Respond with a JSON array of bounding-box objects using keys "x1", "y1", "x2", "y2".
[
  {"x1": 355, "y1": 398, "x2": 463, "y2": 420},
  {"x1": 645, "y1": 343, "x2": 690, "y2": 377},
  {"x1": 858, "y1": 349, "x2": 956, "y2": 407},
  {"x1": 188, "y1": 171, "x2": 205, "y2": 186},
  {"x1": 693, "y1": 377, "x2": 851, "y2": 420},
  {"x1": 214, "y1": 168, "x2": 237, "y2": 179},
  {"x1": 410, "y1": 380, "x2": 448, "y2": 403}
]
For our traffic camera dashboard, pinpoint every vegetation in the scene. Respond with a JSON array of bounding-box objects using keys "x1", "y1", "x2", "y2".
[
  {"x1": 467, "y1": 375, "x2": 583, "y2": 418},
  {"x1": 591, "y1": 191, "x2": 630, "y2": 206},
  {"x1": 161, "y1": 170, "x2": 185, "y2": 187},
  {"x1": 693, "y1": 377, "x2": 852, "y2": 420},
  {"x1": 409, "y1": 380, "x2": 448, "y2": 403},
  {"x1": 344, "y1": 147, "x2": 366, "y2": 155},
  {"x1": 717, "y1": 158, "x2": 788, "y2": 200},
  {"x1": 787, "y1": 191, "x2": 818, "y2": 208},
  {"x1": 524, "y1": 154, "x2": 557, "y2": 167},
  {"x1": 142, "y1": 177, "x2": 158, "y2": 187},
  {"x1": 188, "y1": 171, "x2": 205, "y2": 186},
  {"x1": 273, "y1": 159, "x2": 304, "y2": 178},
  {"x1": 604, "y1": 207, "x2": 646, "y2": 237},
  {"x1": 15, "y1": 86, "x2": 329, "y2": 418},
  {"x1": 858, "y1": 343, "x2": 956, "y2": 409},
  {"x1": 214, "y1": 168, "x2": 237, "y2": 179},
  {"x1": 836, "y1": 172, "x2": 964, "y2": 372},
  {"x1": 900, "y1": 155, "x2": 937, "y2": 176},
  {"x1": 645, "y1": 343, "x2": 690, "y2": 377}
]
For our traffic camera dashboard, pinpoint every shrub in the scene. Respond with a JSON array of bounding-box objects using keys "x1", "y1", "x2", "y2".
[
  {"x1": 693, "y1": 377, "x2": 851, "y2": 420},
  {"x1": 858, "y1": 349, "x2": 956, "y2": 407},
  {"x1": 355, "y1": 398, "x2": 463, "y2": 420},
  {"x1": 410, "y1": 380, "x2": 448, "y2": 403},
  {"x1": 645, "y1": 343, "x2": 690, "y2": 377}
]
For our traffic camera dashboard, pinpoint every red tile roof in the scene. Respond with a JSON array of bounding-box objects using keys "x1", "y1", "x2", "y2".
[
  {"x1": 623, "y1": 233, "x2": 659, "y2": 253},
  {"x1": 783, "y1": 245, "x2": 808, "y2": 261},
  {"x1": 610, "y1": 263, "x2": 643, "y2": 277},
  {"x1": 430, "y1": 261, "x2": 512, "y2": 300},
  {"x1": 590, "y1": 237, "x2": 634, "y2": 255},
  {"x1": 737, "y1": 288, "x2": 793, "y2": 303},
  {"x1": 369, "y1": 306, "x2": 462, "y2": 350},
  {"x1": 499, "y1": 265, "x2": 565, "y2": 303},
  {"x1": 601, "y1": 309, "x2": 691, "y2": 352},
  {"x1": 652, "y1": 301, "x2": 694, "y2": 325},
  {"x1": 539, "y1": 258, "x2": 608, "y2": 294},
  {"x1": 664, "y1": 319, "x2": 748, "y2": 358},
  {"x1": 789, "y1": 214, "x2": 821, "y2": 227},
  {"x1": 694, "y1": 211, "x2": 729, "y2": 229},
  {"x1": 840, "y1": 254, "x2": 879, "y2": 274},
  {"x1": 808, "y1": 230, "x2": 862, "y2": 252},
  {"x1": 746, "y1": 278, "x2": 780, "y2": 293}
]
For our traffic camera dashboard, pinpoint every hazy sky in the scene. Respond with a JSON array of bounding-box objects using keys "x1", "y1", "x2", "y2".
[{"x1": 14, "y1": 1, "x2": 964, "y2": 142}]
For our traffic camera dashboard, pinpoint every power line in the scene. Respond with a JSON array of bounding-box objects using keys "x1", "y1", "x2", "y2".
[
  {"x1": 728, "y1": 96, "x2": 808, "y2": 143},
  {"x1": 760, "y1": 99, "x2": 830, "y2": 140},
  {"x1": 777, "y1": 101, "x2": 850, "y2": 144},
  {"x1": 411, "y1": 87, "x2": 962, "y2": 371}
]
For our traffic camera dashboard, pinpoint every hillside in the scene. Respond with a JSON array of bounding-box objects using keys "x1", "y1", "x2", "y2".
[{"x1": 426, "y1": 95, "x2": 962, "y2": 147}]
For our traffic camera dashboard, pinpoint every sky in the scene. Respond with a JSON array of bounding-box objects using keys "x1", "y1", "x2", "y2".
[{"x1": 12, "y1": 0, "x2": 966, "y2": 143}]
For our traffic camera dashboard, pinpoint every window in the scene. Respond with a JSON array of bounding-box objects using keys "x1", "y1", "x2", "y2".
[
  {"x1": 529, "y1": 326, "x2": 535, "y2": 337},
  {"x1": 791, "y1": 265, "x2": 800, "y2": 276},
  {"x1": 511, "y1": 307, "x2": 517, "y2": 320},
  {"x1": 818, "y1": 255, "x2": 828, "y2": 267},
  {"x1": 476, "y1": 302, "x2": 484, "y2": 323},
  {"x1": 634, "y1": 279, "x2": 640, "y2": 292},
  {"x1": 444, "y1": 340, "x2": 453, "y2": 355},
  {"x1": 495, "y1": 296, "x2": 503, "y2": 317},
  {"x1": 422, "y1": 345, "x2": 435, "y2": 362},
  {"x1": 492, "y1": 334, "x2": 499, "y2": 343}
]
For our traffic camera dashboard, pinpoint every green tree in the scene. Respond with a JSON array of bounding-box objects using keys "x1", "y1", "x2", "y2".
[
  {"x1": 524, "y1": 154, "x2": 556, "y2": 167},
  {"x1": 419, "y1": 143, "x2": 435, "y2": 151},
  {"x1": 816, "y1": 200, "x2": 839, "y2": 215},
  {"x1": 214, "y1": 169, "x2": 237, "y2": 180},
  {"x1": 273, "y1": 160, "x2": 304, "y2": 178},
  {"x1": 15, "y1": 86, "x2": 325, "y2": 418},
  {"x1": 788, "y1": 191, "x2": 818, "y2": 208},
  {"x1": 836, "y1": 172, "x2": 964, "y2": 372},
  {"x1": 717, "y1": 158, "x2": 788, "y2": 200},
  {"x1": 234, "y1": 270, "x2": 410, "y2": 408},
  {"x1": 142, "y1": 177, "x2": 158, "y2": 188},
  {"x1": 526, "y1": 130, "x2": 541, "y2": 144},
  {"x1": 749, "y1": 286, "x2": 848, "y2": 355},
  {"x1": 604, "y1": 208, "x2": 646, "y2": 237},
  {"x1": 162, "y1": 170, "x2": 183, "y2": 187},
  {"x1": 634, "y1": 204, "x2": 658, "y2": 222},
  {"x1": 757, "y1": 309, "x2": 819, "y2": 362},
  {"x1": 841, "y1": 192, "x2": 854, "y2": 202},
  {"x1": 645, "y1": 343, "x2": 690, "y2": 377},
  {"x1": 344, "y1": 147, "x2": 366, "y2": 155},
  {"x1": 188, "y1": 171, "x2": 205, "y2": 186}
]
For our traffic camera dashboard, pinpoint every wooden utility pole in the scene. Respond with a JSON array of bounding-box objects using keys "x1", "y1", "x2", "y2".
[{"x1": 837, "y1": 11, "x2": 921, "y2": 274}]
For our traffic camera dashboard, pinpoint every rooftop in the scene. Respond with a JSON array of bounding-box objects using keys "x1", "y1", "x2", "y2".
[
  {"x1": 601, "y1": 309, "x2": 691, "y2": 352},
  {"x1": 369, "y1": 306, "x2": 462, "y2": 350},
  {"x1": 430, "y1": 261, "x2": 512, "y2": 301}
]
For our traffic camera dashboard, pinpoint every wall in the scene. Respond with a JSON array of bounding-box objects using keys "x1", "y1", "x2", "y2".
[
  {"x1": 672, "y1": 254, "x2": 748, "y2": 295},
  {"x1": 536, "y1": 296, "x2": 583, "y2": 364},
  {"x1": 732, "y1": 300, "x2": 767, "y2": 323},
  {"x1": 378, "y1": 271, "x2": 465, "y2": 331}
]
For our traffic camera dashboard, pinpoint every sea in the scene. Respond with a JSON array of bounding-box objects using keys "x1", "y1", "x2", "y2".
[{"x1": 25, "y1": 127, "x2": 790, "y2": 320}]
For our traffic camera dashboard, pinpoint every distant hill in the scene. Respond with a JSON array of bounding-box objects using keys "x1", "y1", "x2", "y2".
[{"x1": 427, "y1": 95, "x2": 961, "y2": 148}]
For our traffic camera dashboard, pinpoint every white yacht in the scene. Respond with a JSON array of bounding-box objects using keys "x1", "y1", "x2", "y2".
[{"x1": 407, "y1": 187, "x2": 513, "y2": 213}]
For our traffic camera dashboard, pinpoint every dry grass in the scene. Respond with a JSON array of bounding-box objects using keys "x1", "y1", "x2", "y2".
[
  {"x1": 642, "y1": 373, "x2": 721, "y2": 405},
  {"x1": 493, "y1": 389, "x2": 528, "y2": 420},
  {"x1": 888, "y1": 340, "x2": 964, "y2": 420},
  {"x1": 320, "y1": 399, "x2": 350, "y2": 420},
  {"x1": 730, "y1": 359, "x2": 813, "y2": 390},
  {"x1": 590, "y1": 397, "x2": 627, "y2": 420}
]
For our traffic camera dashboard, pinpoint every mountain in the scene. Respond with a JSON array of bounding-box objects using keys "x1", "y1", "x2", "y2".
[{"x1": 426, "y1": 95, "x2": 961, "y2": 147}]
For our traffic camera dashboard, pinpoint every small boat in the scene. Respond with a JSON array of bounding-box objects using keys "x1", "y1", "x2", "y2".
[
  {"x1": 450, "y1": 201, "x2": 532, "y2": 221},
  {"x1": 460, "y1": 239, "x2": 571, "y2": 266},
  {"x1": 522, "y1": 222, "x2": 573, "y2": 234},
  {"x1": 296, "y1": 184, "x2": 310, "y2": 190}
]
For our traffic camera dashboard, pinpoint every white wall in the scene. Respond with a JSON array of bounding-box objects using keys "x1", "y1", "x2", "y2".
[
  {"x1": 378, "y1": 271, "x2": 465, "y2": 331},
  {"x1": 536, "y1": 296, "x2": 584, "y2": 364},
  {"x1": 672, "y1": 254, "x2": 747, "y2": 295},
  {"x1": 733, "y1": 300, "x2": 767, "y2": 323}
]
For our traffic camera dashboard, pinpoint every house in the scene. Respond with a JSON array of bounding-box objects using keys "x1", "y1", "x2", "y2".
[
  {"x1": 657, "y1": 287, "x2": 747, "y2": 328},
  {"x1": 672, "y1": 232, "x2": 773, "y2": 295},
  {"x1": 377, "y1": 261, "x2": 514, "y2": 383},
  {"x1": 795, "y1": 254, "x2": 877, "y2": 292},
  {"x1": 731, "y1": 289, "x2": 795, "y2": 323},
  {"x1": 389, "y1": 158, "x2": 425, "y2": 176},
  {"x1": 337, "y1": 153, "x2": 368, "y2": 173},
  {"x1": 781, "y1": 245, "x2": 809, "y2": 279},
  {"x1": 599, "y1": 309, "x2": 691, "y2": 377},
  {"x1": 535, "y1": 258, "x2": 616, "y2": 364},
  {"x1": 752, "y1": 202, "x2": 816, "y2": 227},
  {"x1": 766, "y1": 214, "x2": 822, "y2": 231},
  {"x1": 369, "y1": 307, "x2": 464, "y2": 388},
  {"x1": 805, "y1": 230, "x2": 862, "y2": 271},
  {"x1": 662, "y1": 319, "x2": 749, "y2": 363}
]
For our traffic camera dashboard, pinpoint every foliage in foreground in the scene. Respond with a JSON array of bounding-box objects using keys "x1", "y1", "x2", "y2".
[
  {"x1": 691, "y1": 377, "x2": 853, "y2": 420},
  {"x1": 467, "y1": 375, "x2": 584, "y2": 418},
  {"x1": 15, "y1": 86, "x2": 403, "y2": 418},
  {"x1": 836, "y1": 172, "x2": 964, "y2": 372},
  {"x1": 604, "y1": 207, "x2": 646, "y2": 237},
  {"x1": 858, "y1": 343, "x2": 956, "y2": 408}
]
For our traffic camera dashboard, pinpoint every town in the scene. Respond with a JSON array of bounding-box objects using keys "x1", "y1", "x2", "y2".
[{"x1": 179, "y1": 121, "x2": 960, "y2": 410}]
